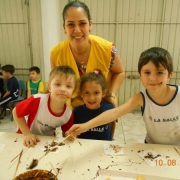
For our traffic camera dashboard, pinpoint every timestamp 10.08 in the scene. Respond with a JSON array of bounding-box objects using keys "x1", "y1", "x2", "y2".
[{"x1": 155, "y1": 159, "x2": 176, "y2": 166}]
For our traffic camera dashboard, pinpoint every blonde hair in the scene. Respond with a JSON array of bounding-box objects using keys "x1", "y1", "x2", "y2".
[{"x1": 48, "y1": 66, "x2": 77, "y2": 88}]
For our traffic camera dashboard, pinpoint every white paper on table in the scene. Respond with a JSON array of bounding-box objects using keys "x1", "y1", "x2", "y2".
[
  {"x1": 137, "y1": 149, "x2": 167, "y2": 167},
  {"x1": 0, "y1": 143, "x2": 5, "y2": 154},
  {"x1": 103, "y1": 144, "x2": 126, "y2": 156},
  {"x1": 40, "y1": 139, "x2": 63, "y2": 154}
]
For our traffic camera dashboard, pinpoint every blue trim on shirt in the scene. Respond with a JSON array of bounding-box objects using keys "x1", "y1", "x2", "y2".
[
  {"x1": 145, "y1": 84, "x2": 178, "y2": 106},
  {"x1": 140, "y1": 92, "x2": 145, "y2": 116}
]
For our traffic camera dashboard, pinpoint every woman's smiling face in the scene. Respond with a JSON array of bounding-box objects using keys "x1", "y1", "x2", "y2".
[{"x1": 63, "y1": 7, "x2": 92, "y2": 47}]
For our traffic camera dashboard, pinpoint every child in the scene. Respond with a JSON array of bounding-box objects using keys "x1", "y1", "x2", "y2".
[
  {"x1": 0, "y1": 72, "x2": 4, "y2": 98},
  {"x1": 69, "y1": 47, "x2": 180, "y2": 145},
  {"x1": 13, "y1": 66, "x2": 77, "y2": 147},
  {"x1": 27, "y1": 66, "x2": 44, "y2": 97},
  {"x1": 0, "y1": 65, "x2": 19, "y2": 119},
  {"x1": 74, "y1": 70, "x2": 114, "y2": 141}
]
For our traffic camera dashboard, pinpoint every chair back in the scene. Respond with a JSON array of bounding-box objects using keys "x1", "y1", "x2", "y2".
[{"x1": 18, "y1": 80, "x2": 27, "y2": 97}]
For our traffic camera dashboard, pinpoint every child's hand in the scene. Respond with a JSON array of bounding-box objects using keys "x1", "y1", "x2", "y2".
[
  {"x1": 23, "y1": 133, "x2": 40, "y2": 147},
  {"x1": 68, "y1": 124, "x2": 89, "y2": 135},
  {"x1": 65, "y1": 131, "x2": 76, "y2": 141}
]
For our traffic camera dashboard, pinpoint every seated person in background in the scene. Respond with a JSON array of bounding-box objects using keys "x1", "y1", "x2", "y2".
[
  {"x1": 27, "y1": 66, "x2": 44, "y2": 98},
  {"x1": 0, "y1": 65, "x2": 19, "y2": 119},
  {"x1": 13, "y1": 66, "x2": 77, "y2": 147},
  {"x1": 0, "y1": 72, "x2": 5, "y2": 98},
  {"x1": 69, "y1": 47, "x2": 180, "y2": 145},
  {"x1": 73, "y1": 70, "x2": 114, "y2": 141}
]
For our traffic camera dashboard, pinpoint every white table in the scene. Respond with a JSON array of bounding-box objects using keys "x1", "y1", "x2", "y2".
[{"x1": 0, "y1": 132, "x2": 180, "y2": 180}]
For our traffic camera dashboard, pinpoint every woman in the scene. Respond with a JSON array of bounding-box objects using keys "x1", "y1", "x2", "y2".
[{"x1": 50, "y1": 1, "x2": 125, "y2": 136}]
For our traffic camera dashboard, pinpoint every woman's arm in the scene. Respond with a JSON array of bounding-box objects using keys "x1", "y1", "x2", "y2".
[
  {"x1": 109, "y1": 53, "x2": 125, "y2": 96},
  {"x1": 50, "y1": 54, "x2": 56, "y2": 70}
]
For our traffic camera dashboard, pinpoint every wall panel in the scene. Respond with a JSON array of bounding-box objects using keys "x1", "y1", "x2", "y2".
[
  {"x1": 0, "y1": 0, "x2": 44, "y2": 81},
  {"x1": 1, "y1": 0, "x2": 180, "y2": 107}
]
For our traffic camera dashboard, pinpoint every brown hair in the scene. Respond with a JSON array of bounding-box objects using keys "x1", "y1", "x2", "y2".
[
  {"x1": 138, "y1": 47, "x2": 173, "y2": 75},
  {"x1": 80, "y1": 70, "x2": 112, "y2": 103},
  {"x1": 48, "y1": 66, "x2": 77, "y2": 88},
  {"x1": 1, "y1": 64, "x2": 15, "y2": 74}
]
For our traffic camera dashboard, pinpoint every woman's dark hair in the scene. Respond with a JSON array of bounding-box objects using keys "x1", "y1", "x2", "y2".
[
  {"x1": 62, "y1": 1, "x2": 91, "y2": 24},
  {"x1": 80, "y1": 69, "x2": 112, "y2": 103},
  {"x1": 138, "y1": 47, "x2": 173, "y2": 75}
]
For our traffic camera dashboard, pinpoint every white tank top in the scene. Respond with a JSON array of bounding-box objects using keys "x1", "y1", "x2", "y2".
[{"x1": 141, "y1": 85, "x2": 180, "y2": 145}]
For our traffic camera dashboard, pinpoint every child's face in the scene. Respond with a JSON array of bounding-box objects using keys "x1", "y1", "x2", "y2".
[
  {"x1": 29, "y1": 71, "x2": 39, "y2": 81},
  {"x1": 139, "y1": 61, "x2": 172, "y2": 92},
  {"x1": 80, "y1": 81, "x2": 106, "y2": 109},
  {"x1": 63, "y1": 7, "x2": 92, "y2": 47},
  {"x1": 48, "y1": 74, "x2": 75, "y2": 103},
  {"x1": 2, "y1": 71, "x2": 9, "y2": 79}
]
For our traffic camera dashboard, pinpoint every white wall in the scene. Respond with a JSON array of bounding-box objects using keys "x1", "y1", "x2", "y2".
[{"x1": 40, "y1": 0, "x2": 61, "y2": 81}]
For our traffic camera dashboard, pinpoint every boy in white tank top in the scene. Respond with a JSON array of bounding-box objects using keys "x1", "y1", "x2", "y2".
[{"x1": 69, "y1": 47, "x2": 180, "y2": 145}]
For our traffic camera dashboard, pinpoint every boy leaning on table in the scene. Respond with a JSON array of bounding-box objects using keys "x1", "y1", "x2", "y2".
[
  {"x1": 69, "y1": 47, "x2": 180, "y2": 145},
  {"x1": 13, "y1": 66, "x2": 77, "y2": 147}
]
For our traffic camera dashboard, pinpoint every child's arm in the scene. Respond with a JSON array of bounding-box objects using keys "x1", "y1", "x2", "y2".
[
  {"x1": 27, "y1": 90, "x2": 31, "y2": 98},
  {"x1": 12, "y1": 107, "x2": 40, "y2": 147},
  {"x1": 69, "y1": 93, "x2": 143, "y2": 135},
  {"x1": 38, "y1": 81, "x2": 44, "y2": 93},
  {"x1": 2, "y1": 90, "x2": 10, "y2": 98},
  {"x1": 61, "y1": 112, "x2": 75, "y2": 141},
  {"x1": 27, "y1": 81, "x2": 31, "y2": 98}
]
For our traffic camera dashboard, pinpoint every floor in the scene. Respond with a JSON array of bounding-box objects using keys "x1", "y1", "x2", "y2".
[{"x1": 0, "y1": 110, "x2": 147, "y2": 143}]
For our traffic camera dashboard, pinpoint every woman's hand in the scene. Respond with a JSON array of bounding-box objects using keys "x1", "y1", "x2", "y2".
[{"x1": 23, "y1": 133, "x2": 40, "y2": 147}]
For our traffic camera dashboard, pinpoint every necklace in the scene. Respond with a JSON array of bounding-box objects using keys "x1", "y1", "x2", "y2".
[
  {"x1": 73, "y1": 50, "x2": 88, "y2": 65},
  {"x1": 74, "y1": 51, "x2": 88, "y2": 75}
]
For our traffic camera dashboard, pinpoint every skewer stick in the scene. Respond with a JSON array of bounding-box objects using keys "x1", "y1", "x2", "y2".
[
  {"x1": 27, "y1": 134, "x2": 71, "y2": 169},
  {"x1": 13, "y1": 149, "x2": 23, "y2": 179},
  {"x1": 58, "y1": 134, "x2": 71, "y2": 144},
  {"x1": 11, "y1": 146, "x2": 30, "y2": 162},
  {"x1": 71, "y1": 134, "x2": 82, "y2": 146},
  {"x1": 55, "y1": 158, "x2": 68, "y2": 177},
  {"x1": 40, "y1": 134, "x2": 71, "y2": 160},
  {"x1": 174, "y1": 147, "x2": 180, "y2": 156},
  {"x1": 49, "y1": 161, "x2": 57, "y2": 174}
]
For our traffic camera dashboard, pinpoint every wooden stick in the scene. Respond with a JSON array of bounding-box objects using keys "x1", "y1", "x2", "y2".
[
  {"x1": 174, "y1": 147, "x2": 180, "y2": 156},
  {"x1": 13, "y1": 149, "x2": 23, "y2": 179},
  {"x1": 55, "y1": 158, "x2": 68, "y2": 177},
  {"x1": 11, "y1": 131, "x2": 59, "y2": 163},
  {"x1": 49, "y1": 161, "x2": 57, "y2": 174},
  {"x1": 71, "y1": 134, "x2": 82, "y2": 146},
  {"x1": 58, "y1": 134, "x2": 71, "y2": 144},
  {"x1": 11, "y1": 146, "x2": 29, "y2": 162}
]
